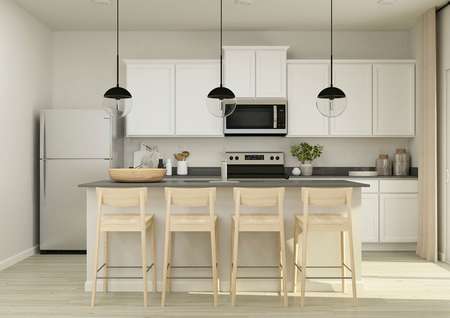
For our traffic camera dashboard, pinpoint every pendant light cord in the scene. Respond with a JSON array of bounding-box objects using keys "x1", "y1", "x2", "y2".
[
  {"x1": 116, "y1": 0, "x2": 120, "y2": 87},
  {"x1": 330, "y1": 0, "x2": 333, "y2": 87},
  {"x1": 220, "y1": 0, "x2": 223, "y2": 87}
]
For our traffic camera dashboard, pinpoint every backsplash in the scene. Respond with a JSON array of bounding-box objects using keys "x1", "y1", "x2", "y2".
[{"x1": 124, "y1": 137, "x2": 415, "y2": 168}]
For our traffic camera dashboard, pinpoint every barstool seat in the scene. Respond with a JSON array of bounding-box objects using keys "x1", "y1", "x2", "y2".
[
  {"x1": 101, "y1": 214, "x2": 153, "y2": 231},
  {"x1": 296, "y1": 214, "x2": 348, "y2": 227},
  {"x1": 233, "y1": 215, "x2": 281, "y2": 231}
]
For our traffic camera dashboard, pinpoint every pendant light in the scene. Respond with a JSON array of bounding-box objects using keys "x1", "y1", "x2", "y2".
[
  {"x1": 316, "y1": 0, "x2": 347, "y2": 118},
  {"x1": 103, "y1": 0, "x2": 132, "y2": 117},
  {"x1": 206, "y1": 0, "x2": 237, "y2": 118}
]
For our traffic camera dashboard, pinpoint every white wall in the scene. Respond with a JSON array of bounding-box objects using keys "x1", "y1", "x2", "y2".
[
  {"x1": 51, "y1": 30, "x2": 416, "y2": 168},
  {"x1": 437, "y1": 6, "x2": 450, "y2": 261},
  {"x1": 0, "y1": 0, "x2": 51, "y2": 266}
]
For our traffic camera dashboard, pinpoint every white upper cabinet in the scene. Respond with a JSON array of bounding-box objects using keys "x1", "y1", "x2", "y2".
[
  {"x1": 224, "y1": 49, "x2": 255, "y2": 97},
  {"x1": 255, "y1": 50, "x2": 287, "y2": 97},
  {"x1": 287, "y1": 62, "x2": 329, "y2": 136},
  {"x1": 126, "y1": 62, "x2": 175, "y2": 136},
  {"x1": 175, "y1": 62, "x2": 222, "y2": 136},
  {"x1": 373, "y1": 63, "x2": 415, "y2": 136},
  {"x1": 330, "y1": 63, "x2": 373, "y2": 136},
  {"x1": 224, "y1": 46, "x2": 288, "y2": 98}
]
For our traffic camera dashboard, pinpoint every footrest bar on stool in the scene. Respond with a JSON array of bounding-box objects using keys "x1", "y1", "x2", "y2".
[
  {"x1": 294, "y1": 264, "x2": 352, "y2": 272},
  {"x1": 236, "y1": 276, "x2": 284, "y2": 280},
  {"x1": 167, "y1": 276, "x2": 213, "y2": 280},
  {"x1": 96, "y1": 263, "x2": 154, "y2": 275},
  {"x1": 170, "y1": 265, "x2": 213, "y2": 269},
  {"x1": 305, "y1": 276, "x2": 353, "y2": 280},
  {"x1": 237, "y1": 265, "x2": 281, "y2": 269}
]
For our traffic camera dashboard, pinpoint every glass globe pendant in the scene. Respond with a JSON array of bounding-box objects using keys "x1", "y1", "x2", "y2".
[
  {"x1": 103, "y1": 0, "x2": 132, "y2": 118},
  {"x1": 316, "y1": 0, "x2": 347, "y2": 118},
  {"x1": 206, "y1": 0, "x2": 236, "y2": 118}
]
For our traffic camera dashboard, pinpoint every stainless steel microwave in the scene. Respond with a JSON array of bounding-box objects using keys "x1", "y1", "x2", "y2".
[{"x1": 224, "y1": 98, "x2": 288, "y2": 136}]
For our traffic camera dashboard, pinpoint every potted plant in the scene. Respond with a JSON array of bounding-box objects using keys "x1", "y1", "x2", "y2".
[{"x1": 290, "y1": 143, "x2": 323, "y2": 176}]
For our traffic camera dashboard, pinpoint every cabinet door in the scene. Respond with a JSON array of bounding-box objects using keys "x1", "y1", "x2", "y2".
[
  {"x1": 224, "y1": 49, "x2": 255, "y2": 97},
  {"x1": 126, "y1": 63, "x2": 175, "y2": 136},
  {"x1": 330, "y1": 63, "x2": 373, "y2": 136},
  {"x1": 373, "y1": 63, "x2": 415, "y2": 136},
  {"x1": 175, "y1": 63, "x2": 222, "y2": 136},
  {"x1": 361, "y1": 193, "x2": 379, "y2": 243},
  {"x1": 380, "y1": 193, "x2": 418, "y2": 242},
  {"x1": 287, "y1": 63, "x2": 329, "y2": 136},
  {"x1": 255, "y1": 50, "x2": 287, "y2": 97}
]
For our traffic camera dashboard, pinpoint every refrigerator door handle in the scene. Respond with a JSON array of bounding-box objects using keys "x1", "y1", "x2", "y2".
[{"x1": 41, "y1": 160, "x2": 46, "y2": 198}]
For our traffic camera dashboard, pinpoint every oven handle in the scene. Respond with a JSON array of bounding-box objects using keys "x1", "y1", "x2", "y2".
[{"x1": 273, "y1": 105, "x2": 277, "y2": 129}]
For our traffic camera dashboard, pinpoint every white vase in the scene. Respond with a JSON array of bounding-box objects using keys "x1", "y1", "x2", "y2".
[
  {"x1": 177, "y1": 160, "x2": 188, "y2": 175},
  {"x1": 292, "y1": 167, "x2": 302, "y2": 176},
  {"x1": 300, "y1": 161, "x2": 313, "y2": 176}
]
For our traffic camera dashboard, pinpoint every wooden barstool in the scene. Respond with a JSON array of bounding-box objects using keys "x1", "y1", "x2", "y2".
[
  {"x1": 90, "y1": 188, "x2": 157, "y2": 307},
  {"x1": 293, "y1": 187, "x2": 357, "y2": 307},
  {"x1": 161, "y1": 187, "x2": 219, "y2": 306},
  {"x1": 230, "y1": 187, "x2": 288, "y2": 307}
]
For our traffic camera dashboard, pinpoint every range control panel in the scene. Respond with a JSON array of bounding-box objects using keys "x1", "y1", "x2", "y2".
[{"x1": 225, "y1": 152, "x2": 285, "y2": 165}]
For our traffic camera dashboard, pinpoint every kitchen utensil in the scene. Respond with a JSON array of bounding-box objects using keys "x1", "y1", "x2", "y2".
[
  {"x1": 177, "y1": 161, "x2": 188, "y2": 175},
  {"x1": 109, "y1": 168, "x2": 166, "y2": 182}
]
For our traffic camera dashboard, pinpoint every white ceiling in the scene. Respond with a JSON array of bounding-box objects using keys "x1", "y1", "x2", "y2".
[{"x1": 15, "y1": 0, "x2": 446, "y2": 31}]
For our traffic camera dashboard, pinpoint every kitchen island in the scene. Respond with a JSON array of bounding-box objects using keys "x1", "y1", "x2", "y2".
[{"x1": 79, "y1": 179, "x2": 368, "y2": 293}]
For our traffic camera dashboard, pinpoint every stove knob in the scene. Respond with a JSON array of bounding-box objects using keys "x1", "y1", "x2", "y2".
[
  {"x1": 270, "y1": 156, "x2": 274, "y2": 160},
  {"x1": 229, "y1": 156, "x2": 233, "y2": 160},
  {"x1": 275, "y1": 156, "x2": 280, "y2": 160},
  {"x1": 235, "y1": 156, "x2": 239, "y2": 160}
]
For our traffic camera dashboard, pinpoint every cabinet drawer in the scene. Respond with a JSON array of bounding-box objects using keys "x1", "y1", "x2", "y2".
[
  {"x1": 380, "y1": 180, "x2": 418, "y2": 193},
  {"x1": 347, "y1": 179, "x2": 378, "y2": 193}
]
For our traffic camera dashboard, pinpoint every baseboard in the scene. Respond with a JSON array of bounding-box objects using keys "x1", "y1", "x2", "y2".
[
  {"x1": 0, "y1": 245, "x2": 38, "y2": 271},
  {"x1": 362, "y1": 243, "x2": 417, "y2": 252}
]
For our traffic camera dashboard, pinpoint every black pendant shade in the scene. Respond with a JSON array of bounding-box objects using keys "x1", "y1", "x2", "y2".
[
  {"x1": 104, "y1": 0, "x2": 132, "y2": 117},
  {"x1": 206, "y1": 0, "x2": 237, "y2": 118},
  {"x1": 104, "y1": 85, "x2": 132, "y2": 100},
  {"x1": 316, "y1": 0, "x2": 347, "y2": 118},
  {"x1": 317, "y1": 86, "x2": 346, "y2": 100},
  {"x1": 207, "y1": 86, "x2": 235, "y2": 100}
]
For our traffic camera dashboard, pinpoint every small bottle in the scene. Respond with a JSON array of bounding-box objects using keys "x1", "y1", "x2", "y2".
[
  {"x1": 165, "y1": 159, "x2": 172, "y2": 176},
  {"x1": 157, "y1": 158, "x2": 164, "y2": 169}
]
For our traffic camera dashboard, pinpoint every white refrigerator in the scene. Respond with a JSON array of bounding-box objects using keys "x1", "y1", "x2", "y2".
[{"x1": 40, "y1": 109, "x2": 123, "y2": 252}]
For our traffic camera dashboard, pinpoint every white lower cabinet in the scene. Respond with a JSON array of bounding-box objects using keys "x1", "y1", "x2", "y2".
[
  {"x1": 361, "y1": 193, "x2": 379, "y2": 243},
  {"x1": 379, "y1": 193, "x2": 419, "y2": 243}
]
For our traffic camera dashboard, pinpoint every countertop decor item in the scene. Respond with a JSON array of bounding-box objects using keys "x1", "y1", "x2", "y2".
[
  {"x1": 134, "y1": 144, "x2": 160, "y2": 168},
  {"x1": 393, "y1": 148, "x2": 410, "y2": 176},
  {"x1": 291, "y1": 143, "x2": 323, "y2": 176},
  {"x1": 316, "y1": 0, "x2": 347, "y2": 118},
  {"x1": 109, "y1": 168, "x2": 166, "y2": 183},
  {"x1": 292, "y1": 167, "x2": 302, "y2": 176},
  {"x1": 376, "y1": 154, "x2": 392, "y2": 176},
  {"x1": 206, "y1": 0, "x2": 236, "y2": 118},
  {"x1": 174, "y1": 151, "x2": 190, "y2": 175},
  {"x1": 103, "y1": 0, "x2": 133, "y2": 118}
]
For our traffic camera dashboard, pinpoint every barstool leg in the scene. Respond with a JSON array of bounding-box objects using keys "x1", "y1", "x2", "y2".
[
  {"x1": 215, "y1": 221, "x2": 221, "y2": 292},
  {"x1": 280, "y1": 225, "x2": 288, "y2": 307},
  {"x1": 167, "y1": 232, "x2": 173, "y2": 293},
  {"x1": 90, "y1": 222, "x2": 101, "y2": 307},
  {"x1": 151, "y1": 221, "x2": 157, "y2": 293},
  {"x1": 141, "y1": 229, "x2": 148, "y2": 307},
  {"x1": 340, "y1": 231, "x2": 345, "y2": 293},
  {"x1": 103, "y1": 232, "x2": 109, "y2": 293},
  {"x1": 229, "y1": 220, "x2": 234, "y2": 295},
  {"x1": 161, "y1": 226, "x2": 171, "y2": 306},
  {"x1": 293, "y1": 222, "x2": 299, "y2": 293},
  {"x1": 348, "y1": 228, "x2": 357, "y2": 304},
  {"x1": 211, "y1": 221, "x2": 219, "y2": 306},
  {"x1": 300, "y1": 225, "x2": 308, "y2": 308},
  {"x1": 231, "y1": 222, "x2": 239, "y2": 306}
]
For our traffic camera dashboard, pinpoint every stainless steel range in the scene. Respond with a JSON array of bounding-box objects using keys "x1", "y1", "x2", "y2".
[{"x1": 226, "y1": 152, "x2": 286, "y2": 179}]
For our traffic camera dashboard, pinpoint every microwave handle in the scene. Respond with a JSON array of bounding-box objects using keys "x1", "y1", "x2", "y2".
[{"x1": 273, "y1": 106, "x2": 277, "y2": 129}]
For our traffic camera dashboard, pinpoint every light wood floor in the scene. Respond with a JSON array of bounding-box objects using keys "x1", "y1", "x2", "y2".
[{"x1": 1, "y1": 252, "x2": 450, "y2": 317}]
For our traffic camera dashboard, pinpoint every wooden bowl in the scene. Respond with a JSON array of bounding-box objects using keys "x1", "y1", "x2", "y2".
[{"x1": 109, "y1": 168, "x2": 166, "y2": 183}]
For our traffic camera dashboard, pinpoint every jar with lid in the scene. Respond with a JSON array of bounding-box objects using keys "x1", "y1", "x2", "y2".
[
  {"x1": 393, "y1": 149, "x2": 410, "y2": 176},
  {"x1": 376, "y1": 154, "x2": 392, "y2": 176}
]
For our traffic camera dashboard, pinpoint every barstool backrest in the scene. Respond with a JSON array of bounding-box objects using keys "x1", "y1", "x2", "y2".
[
  {"x1": 165, "y1": 187, "x2": 216, "y2": 217},
  {"x1": 97, "y1": 188, "x2": 147, "y2": 209},
  {"x1": 233, "y1": 187, "x2": 285, "y2": 217},
  {"x1": 301, "y1": 187, "x2": 352, "y2": 217}
]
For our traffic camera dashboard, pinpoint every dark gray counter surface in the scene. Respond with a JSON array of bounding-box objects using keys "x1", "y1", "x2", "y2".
[{"x1": 79, "y1": 179, "x2": 369, "y2": 188}]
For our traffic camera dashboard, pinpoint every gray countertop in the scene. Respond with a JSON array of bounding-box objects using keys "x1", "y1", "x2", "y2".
[{"x1": 79, "y1": 179, "x2": 369, "y2": 188}]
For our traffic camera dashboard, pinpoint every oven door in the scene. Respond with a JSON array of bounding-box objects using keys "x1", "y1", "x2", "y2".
[{"x1": 224, "y1": 104, "x2": 287, "y2": 136}]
